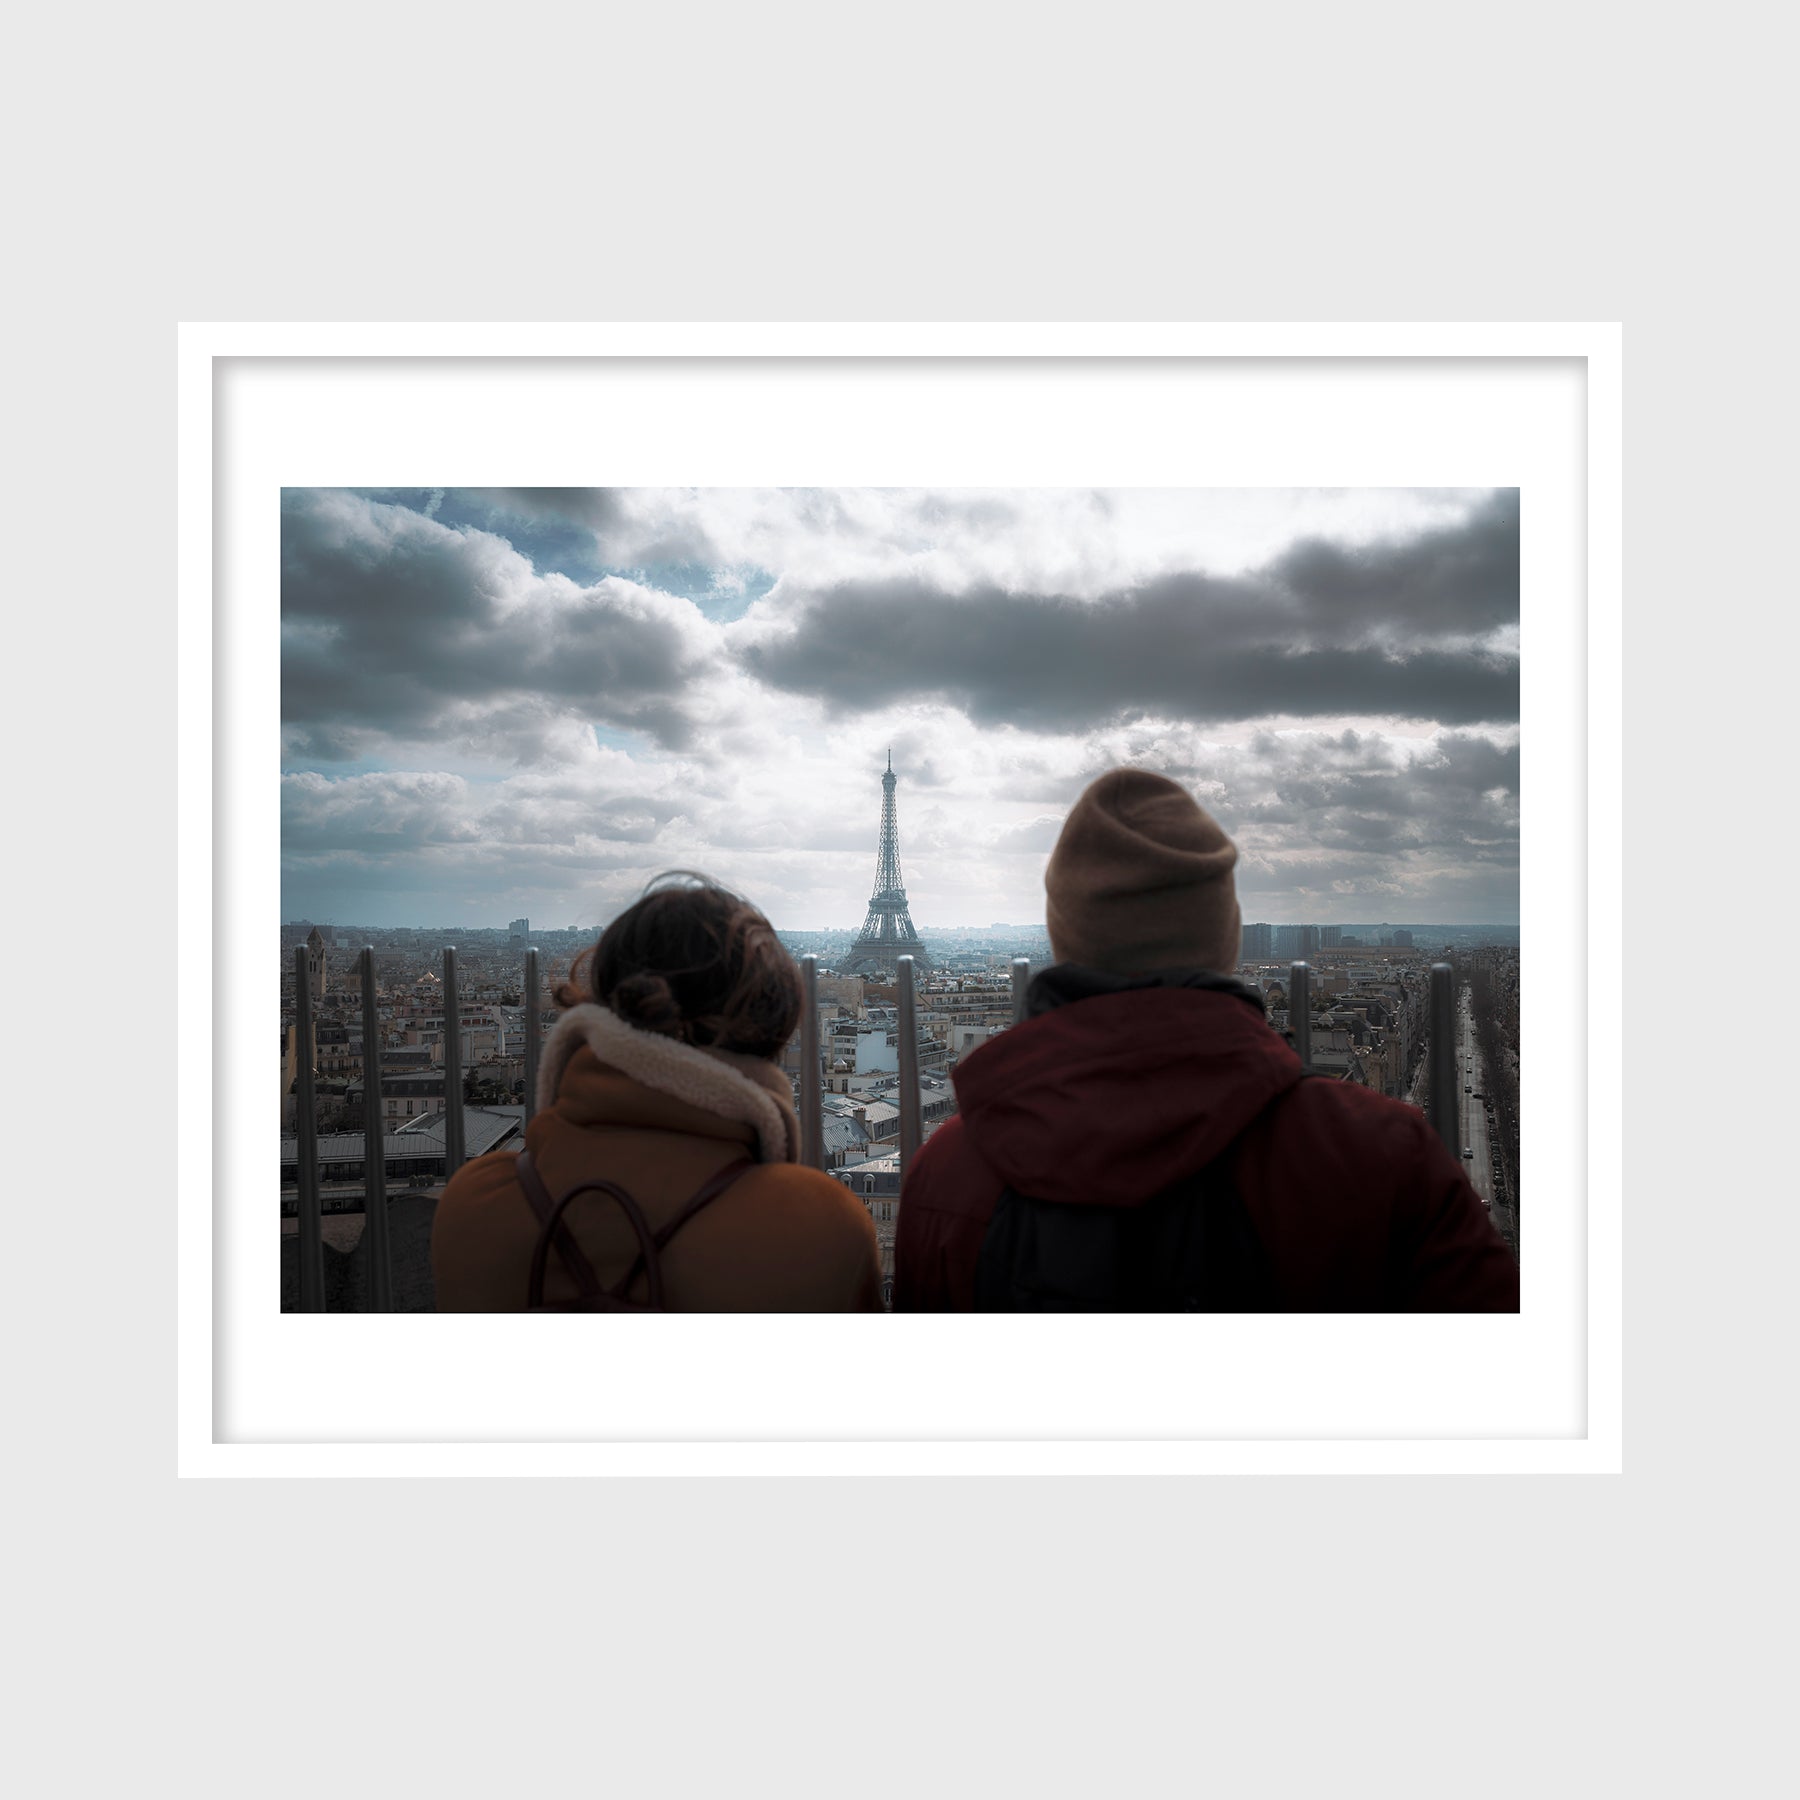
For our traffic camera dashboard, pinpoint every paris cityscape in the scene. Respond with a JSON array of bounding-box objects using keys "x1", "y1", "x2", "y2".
[
  {"x1": 281, "y1": 753, "x2": 1522, "y2": 1309},
  {"x1": 281, "y1": 486, "x2": 1521, "y2": 1309}
]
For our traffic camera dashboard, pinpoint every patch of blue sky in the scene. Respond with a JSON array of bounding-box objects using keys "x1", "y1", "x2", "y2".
[
  {"x1": 335, "y1": 491, "x2": 777, "y2": 612},
  {"x1": 593, "y1": 724, "x2": 652, "y2": 753},
  {"x1": 437, "y1": 503, "x2": 608, "y2": 584},
  {"x1": 605, "y1": 562, "x2": 777, "y2": 621},
  {"x1": 280, "y1": 755, "x2": 520, "y2": 787},
  {"x1": 346, "y1": 488, "x2": 610, "y2": 584},
  {"x1": 281, "y1": 752, "x2": 391, "y2": 777},
  {"x1": 343, "y1": 486, "x2": 437, "y2": 516}
]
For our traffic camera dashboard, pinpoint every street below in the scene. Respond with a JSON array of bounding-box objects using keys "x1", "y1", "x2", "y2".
[{"x1": 1458, "y1": 982, "x2": 1518, "y2": 1253}]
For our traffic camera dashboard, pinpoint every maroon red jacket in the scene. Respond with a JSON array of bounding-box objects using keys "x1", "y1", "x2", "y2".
[{"x1": 894, "y1": 969, "x2": 1518, "y2": 1312}]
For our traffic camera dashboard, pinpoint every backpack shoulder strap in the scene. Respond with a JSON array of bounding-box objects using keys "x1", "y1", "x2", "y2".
[
  {"x1": 517, "y1": 1149, "x2": 755, "y2": 1310},
  {"x1": 662, "y1": 1156, "x2": 756, "y2": 1244},
  {"x1": 524, "y1": 1170, "x2": 664, "y2": 1310},
  {"x1": 616, "y1": 1157, "x2": 755, "y2": 1300},
  {"x1": 515, "y1": 1149, "x2": 603, "y2": 1304}
]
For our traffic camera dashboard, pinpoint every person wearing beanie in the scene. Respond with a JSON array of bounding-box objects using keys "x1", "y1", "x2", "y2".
[
  {"x1": 1044, "y1": 768, "x2": 1243, "y2": 975},
  {"x1": 892, "y1": 768, "x2": 1517, "y2": 1312}
]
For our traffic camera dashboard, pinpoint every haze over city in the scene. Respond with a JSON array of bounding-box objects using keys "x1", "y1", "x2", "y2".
[{"x1": 281, "y1": 486, "x2": 1520, "y2": 932}]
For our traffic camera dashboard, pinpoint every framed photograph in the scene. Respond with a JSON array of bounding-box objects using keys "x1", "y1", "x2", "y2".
[{"x1": 178, "y1": 324, "x2": 1620, "y2": 1474}]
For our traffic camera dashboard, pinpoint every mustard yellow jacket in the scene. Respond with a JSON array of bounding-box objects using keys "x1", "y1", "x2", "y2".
[{"x1": 433, "y1": 1004, "x2": 882, "y2": 1312}]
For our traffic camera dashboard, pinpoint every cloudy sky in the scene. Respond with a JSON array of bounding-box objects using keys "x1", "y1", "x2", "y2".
[{"x1": 280, "y1": 487, "x2": 1520, "y2": 930}]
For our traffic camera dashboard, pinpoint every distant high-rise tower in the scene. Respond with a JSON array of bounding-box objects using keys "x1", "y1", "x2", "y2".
[
  {"x1": 508, "y1": 917, "x2": 529, "y2": 943},
  {"x1": 1275, "y1": 924, "x2": 1320, "y2": 959},
  {"x1": 1241, "y1": 921, "x2": 1273, "y2": 961},
  {"x1": 842, "y1": 752, "x2": 930, "y2": 977}
]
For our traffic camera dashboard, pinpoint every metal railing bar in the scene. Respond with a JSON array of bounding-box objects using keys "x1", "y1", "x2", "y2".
[
  {"x1": 1289, "y1": 960, "x2": 1312, "y2": 1067},
  {"x1": 896, "y1": 955, "x2": 921, "y2": 1181},
  {"x1": 799, "y1": 954, "x2": 823, "y2": 1170},
  {"x1": 1011, "y1": 957, "x2": 1030, "y2": 1025},
  {"x1": 292, "y1": 946, "x2": 324, "y2": 1312},
  {"x1": 524, "y1": 946, "x2": 542, "y2": 1127},
  {"x1": 442, "y1": 946, "x2": 466, "y2": 1178},
  {"x1": 359, "y1": 948, "x2": 393, "y2": 1311}
]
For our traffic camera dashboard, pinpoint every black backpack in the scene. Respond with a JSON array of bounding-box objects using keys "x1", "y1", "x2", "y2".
[
  {"x1": 514, "y1": 1149, "x2": 751, "y2": 1311},
  {"x1": 972, "y1": 1081, "x2": 1314, "y2": 1312}
]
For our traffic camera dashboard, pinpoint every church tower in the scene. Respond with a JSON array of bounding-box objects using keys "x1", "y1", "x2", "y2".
[{"x1": 305, "y1": 927, "x2": 327, "y2": 1004}]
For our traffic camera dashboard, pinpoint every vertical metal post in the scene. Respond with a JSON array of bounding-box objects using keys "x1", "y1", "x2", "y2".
[
  {"x1": 524, "y1": 946, "x2": 542, "y2": 1120},
  {"x1": 896, "y1": 955, "x2": 921, "y2": 1180},
  {"x1": 359, "y1": 949, "x2": 393, "y2": 1311},
  {"x1": 442, "y1": 946, "x2": 466, "y2": 1177},
  {"x1": 799, "y1": 955, "x2": 823, "y2": 1170},
  {"x1": 1011, "y1": 956, "x2": 1031, "y2": 1025},
  {"x1": 1427, "y1": 961, "x2": 1458, "y2": 1158},
  {"x1": 292, "y1": 947, "x2": 324, "y2": 1312},
  {"x1": 1289, "y1": 960, "x2": 1312, "y2": 1067}
]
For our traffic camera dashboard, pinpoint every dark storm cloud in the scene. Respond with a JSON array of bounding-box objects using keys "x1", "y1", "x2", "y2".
[
  {"x1": 740, "y1": 490, "x2": 1518, "y2": 728},
  {"x1": 968, "y1": 725, "x2": 1519, "y2": 906},
  {"x1": 479, "y1": 488, "x2": 630, "y2": 531},
  {"x1": 1212, "y1": 730, "x2": 1520, "y2": 890},
  {"x1": 1267, "y1": 487, "x2": 1518, "y2": 636},
  {"x1": 479, "y1": 487, "x2": 725, "y2": 569},
  {"x1": 282, "y1": 491, "x2": 713, "y2": 758}
]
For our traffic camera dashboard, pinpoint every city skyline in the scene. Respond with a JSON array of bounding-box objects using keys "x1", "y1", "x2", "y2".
[
  {"x1": 282, "y1": 487, "x2": 1520, "y2": 930},
  {"x1": 282, "y1": 916, "x2": 1516, "y2": 942}
]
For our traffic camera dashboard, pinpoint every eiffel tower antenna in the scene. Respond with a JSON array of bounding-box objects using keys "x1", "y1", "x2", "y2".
[{"x1": 842, "y1": 753, "x2": 929, "y2": 976}]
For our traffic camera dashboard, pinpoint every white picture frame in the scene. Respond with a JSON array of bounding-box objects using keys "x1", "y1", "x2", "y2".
[{"x1": 178, "y1": 323, "x2": 1621, "y2": 1476}]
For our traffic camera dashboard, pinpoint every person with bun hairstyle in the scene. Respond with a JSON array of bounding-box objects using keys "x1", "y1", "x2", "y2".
[{"x1": 433, "y1": 873, "x2": 883, "y2": 1311}]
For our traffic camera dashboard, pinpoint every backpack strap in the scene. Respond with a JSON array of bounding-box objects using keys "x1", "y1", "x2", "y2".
[
  {"x1": 515, "y1": 1149, "x2": 603, "y2": 1303},
  {"x1": 516, "y1": 1149, "x2": 754, "y2": 1310},
  {"x1": 615, "y1": 1157, "x2": 754, "y2": 1300}
]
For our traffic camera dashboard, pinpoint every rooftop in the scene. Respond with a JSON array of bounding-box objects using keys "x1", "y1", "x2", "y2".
[
  {"x1": 395, "y1": 1106, "x2": 526, "y2": 1158},
  {"x1": 282, "y1": 1105, "x2": 526, "y2": 1167},
  {"x1": 840, "y1": 1150, "x2": 902, "y2": 1175}
]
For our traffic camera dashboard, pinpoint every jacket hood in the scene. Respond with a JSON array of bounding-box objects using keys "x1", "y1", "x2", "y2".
[
  {"x1": 537, "y1": 1003, "x2": 799, "y2": 1163},
  {"x1": 949, "y1": 964, "x2": 1304, "y2": 1206}
]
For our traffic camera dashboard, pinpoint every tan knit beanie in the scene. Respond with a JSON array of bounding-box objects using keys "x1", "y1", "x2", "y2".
[{"x1": 1045, "y1": 768, "x2": 1241, "y2": 975}]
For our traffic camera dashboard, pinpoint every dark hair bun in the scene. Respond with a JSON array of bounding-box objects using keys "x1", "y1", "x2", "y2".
[
  {"x1": 566, "y1": 872, "x2": 802, "y2": 1061},
  {"x1": 609, "y1": 970, "x2": 685, "y2": 1039}
]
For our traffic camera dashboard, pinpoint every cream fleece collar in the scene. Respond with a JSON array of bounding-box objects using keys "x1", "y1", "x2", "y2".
[{"x1": 537, "y1": 1003, "x2": 795, "y2": 1164}]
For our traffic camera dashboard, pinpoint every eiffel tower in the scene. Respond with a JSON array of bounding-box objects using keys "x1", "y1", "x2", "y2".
[{"x1": 841, "y1": 751, "x2": 930, "y2": 977}]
